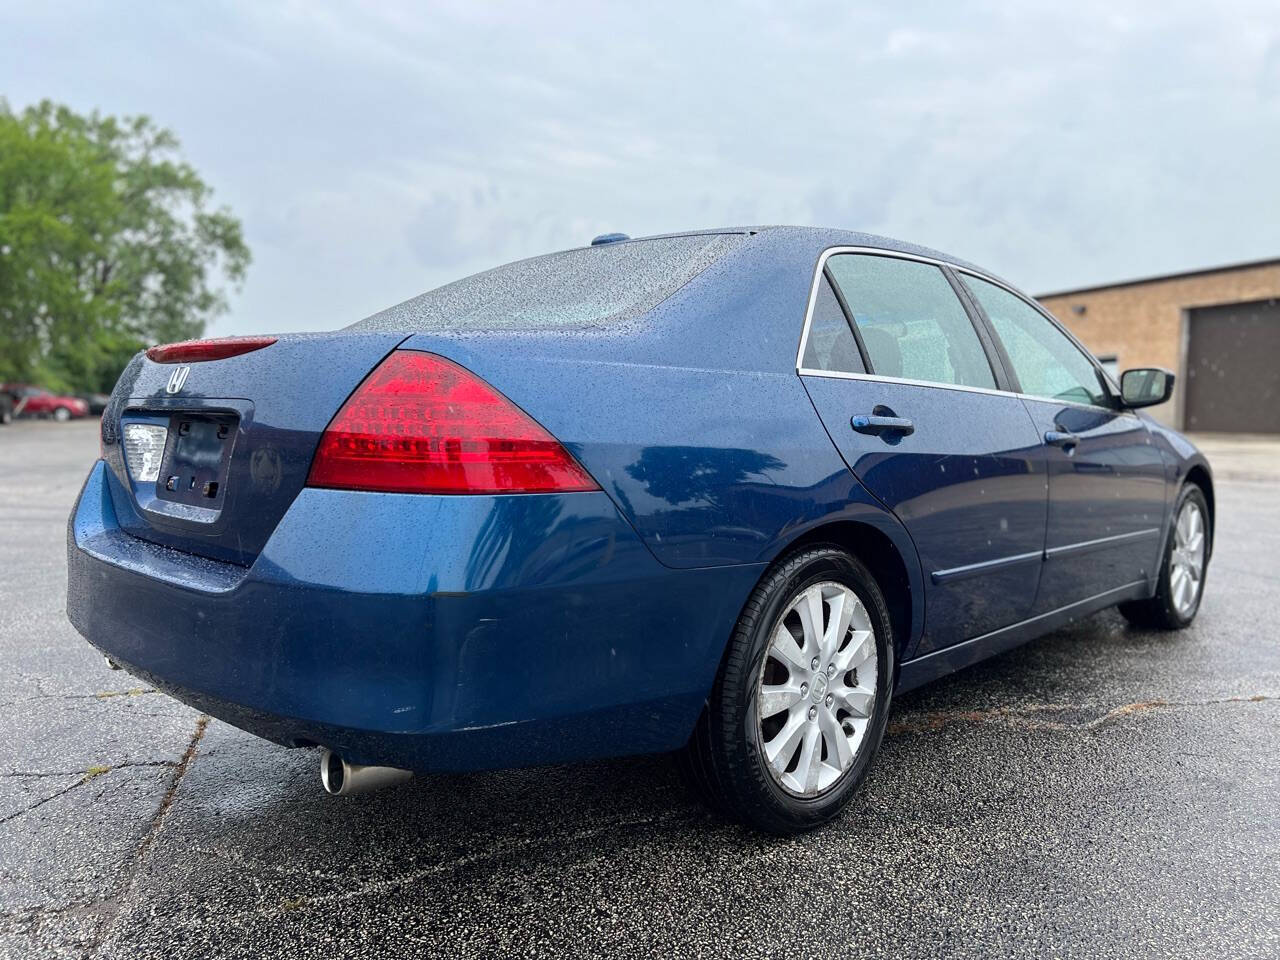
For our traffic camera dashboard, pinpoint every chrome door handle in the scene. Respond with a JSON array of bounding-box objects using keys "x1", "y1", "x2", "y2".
[
  {"x1": 1044, "y1": 430, "x2": 1079, "y2": 450},
  {"x1": 852, "y1": 414, "x2": 915, "y2": 437}
]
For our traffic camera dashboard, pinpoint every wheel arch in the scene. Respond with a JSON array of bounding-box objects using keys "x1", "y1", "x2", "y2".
[
  {"x1": 1184, "y1": 463, "x2": 1215, "y2": 558},
  {"x1": 770, "y1": 519, "x2": 919, "y2": 664}
]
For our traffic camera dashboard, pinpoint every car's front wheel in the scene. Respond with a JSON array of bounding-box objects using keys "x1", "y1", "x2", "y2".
[
  {"x1": 1119, "y1": 483, "x2": 1210, "y2": 630},
  {"x1": 682, "y1": 546, "x2": 893, "y2": 834},
  {"x1": 53, "y1": 406, "x2": 72, "y2": 422}
]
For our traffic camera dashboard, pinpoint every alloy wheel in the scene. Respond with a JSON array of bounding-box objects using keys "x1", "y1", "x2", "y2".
[
  {"x1": 1170, "y1": 499, "x2": 1206, "y2": 617},
  {"x1": 756, "y1": 581, "x2": 877, "y2": 797}
]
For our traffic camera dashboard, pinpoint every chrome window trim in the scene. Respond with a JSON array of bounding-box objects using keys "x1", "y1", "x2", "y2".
[
  {"x1": 795, "y1": 246, "x2": 995, "y2": 388},
  {"x1": 795, "y1": 246, "x2": 1134, "y2": 417},
  {"x1": 1016, "y1": 389, "x2": 1140, "y2": 418},
  {"x1": 795, "y1": 366, "x2": 1013, "y2": 400}
]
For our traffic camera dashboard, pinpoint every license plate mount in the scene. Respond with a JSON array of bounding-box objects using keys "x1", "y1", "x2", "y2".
[{"x1": 155, "y1": 414, "x2": 238, "y2": 508}]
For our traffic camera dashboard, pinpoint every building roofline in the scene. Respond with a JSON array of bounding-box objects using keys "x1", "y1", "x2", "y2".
[{"x1": 1036, "y1": 256, "x2": 1280, "y2": 300}]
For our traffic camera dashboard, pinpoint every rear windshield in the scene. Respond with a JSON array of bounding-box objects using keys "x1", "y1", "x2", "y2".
[{"x1": 349, "y1": 233, "x2": 745, "y2": 332}]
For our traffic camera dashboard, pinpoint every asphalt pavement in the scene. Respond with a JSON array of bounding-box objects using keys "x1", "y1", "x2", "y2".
[{"x1": 1, "y1": 420, "x2": 1276, "y2": 959}]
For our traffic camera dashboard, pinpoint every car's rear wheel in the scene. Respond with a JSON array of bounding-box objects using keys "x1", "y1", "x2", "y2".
[
  {"x1": 53, "y1": 406, "x2": 72, "y2": 422},
  {"x1": 1119, "y1": 484, "x2": 1210, "y2": 630},
  {"x1": 682, "y1": 546, "x2": 893, "y2": 834}
]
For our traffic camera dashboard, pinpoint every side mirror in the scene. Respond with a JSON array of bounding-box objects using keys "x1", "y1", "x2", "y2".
[{"x1": 1120, "y1": 367, "x2": 1175, "y2": 409}]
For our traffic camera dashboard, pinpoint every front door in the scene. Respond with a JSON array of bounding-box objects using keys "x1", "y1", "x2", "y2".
[
  {"x1": 960, "y1": 273, "x2": 1168, "y2": 612},
  {"x1": 799, "y1": 252, "x2": 1048, "y2": 656}
]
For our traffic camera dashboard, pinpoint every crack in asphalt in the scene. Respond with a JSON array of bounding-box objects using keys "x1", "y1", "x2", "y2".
[
  {"x1": 75, "y1": 714, "x2": 209, "y2": 958},
  {"x1": 169, "y1": 809, "x2": 705, "y2": 929},
  {"x1": 0, "y1": 898, "x2": 116, "y2": 937},
  {"x1": 131, "y1": 716, "x2": 210, "y2": 869},
  {"x1": 0, "y1": 778, "x2": 89, "y2": 827},
  {"x1": 0, "y1": 761, "x2": 181, "y2": 827},
  {"x1": 2, "y1": 682, "x2": 1274, "y2": 948},
  {"x1": 0, "y1": 770, "x2": 86, "y2": 779},
  {"x1": 0, "y1": 687, "x2": 158, "y2": 711},
  {"x1": 887, "y1": 693, "x2": 1275, "y2": 737},
  {"x1": 1, "y1": 761, "x2": 178, "y2": 780}
]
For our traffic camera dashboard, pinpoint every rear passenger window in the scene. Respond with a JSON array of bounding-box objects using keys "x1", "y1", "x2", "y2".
[
  {"x1": 801, "y1": 275, "x2": 865, "y2": 374},
  {"x1": 825, "y1": 255, "x2": 996, "y2": 389}
]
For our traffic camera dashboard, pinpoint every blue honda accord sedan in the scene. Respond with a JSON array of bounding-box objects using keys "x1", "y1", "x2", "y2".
[{"x1": 67, "y1": 227, "x2": 1213, "y2": 833}]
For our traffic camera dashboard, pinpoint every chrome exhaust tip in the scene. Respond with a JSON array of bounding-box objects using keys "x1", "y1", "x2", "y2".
[{"x1": 319, "y1": 748, "x2": 413, "y2": 796}]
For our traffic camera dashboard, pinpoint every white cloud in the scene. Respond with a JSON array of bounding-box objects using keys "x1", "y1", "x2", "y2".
[{"x1": 0, "y1": 0, "x2": 1276, "y2": 334}]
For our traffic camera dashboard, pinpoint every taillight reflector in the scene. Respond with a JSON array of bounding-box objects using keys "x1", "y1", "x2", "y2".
[
  {"x1": 306, "y1": 351, "x2": 599, "y2": 495},
  {"x1": 147, "y1": 336, "x2": 278, "y2": 363}
]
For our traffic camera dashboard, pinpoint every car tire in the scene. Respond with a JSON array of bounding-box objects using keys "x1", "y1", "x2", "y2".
[
  {"x1": 681, "y1": 545, "x2": 893, "y2": 834},
  {"x1": 53, "y1": 406, "x2": 72, "y2": 422},
  {"x1": 1119, "y1": 483, "x2": 1210, "y2": 631},
  {"x1": 0, "y1": 408, "x2": 10, "y2": 426}
]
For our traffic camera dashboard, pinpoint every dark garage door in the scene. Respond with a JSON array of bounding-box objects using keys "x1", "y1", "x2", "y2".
[{"x1": 1185, "y1": 298, "x2": 1280, "y2": 434}]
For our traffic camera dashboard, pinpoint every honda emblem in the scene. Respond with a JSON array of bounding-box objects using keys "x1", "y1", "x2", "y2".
[{"x1": 165, "y1": 366, "x2": 191, "y2": 394}]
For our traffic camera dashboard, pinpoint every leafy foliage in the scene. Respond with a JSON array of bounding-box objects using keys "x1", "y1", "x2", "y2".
[{"x1": 0, "y1": 100, "x2": 250, "y2": 392}]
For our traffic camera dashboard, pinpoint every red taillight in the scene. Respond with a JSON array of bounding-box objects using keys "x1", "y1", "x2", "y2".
[
  {"x1": 306, "y1": 351, "x2": 600, "y2": 495},
  {"x1": 146, "y1": 336, "x2": 278, "y2": 363}
]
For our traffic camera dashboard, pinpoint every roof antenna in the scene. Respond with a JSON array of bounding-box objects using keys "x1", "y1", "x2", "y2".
[{"x1": 591, "y1": 233, "x2": 630, "y2": 246}]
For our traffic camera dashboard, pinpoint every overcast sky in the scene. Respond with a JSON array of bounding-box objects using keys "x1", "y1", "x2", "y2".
[{"x1": 3, "y1": 1, "x2": 1278, "y2": 336}]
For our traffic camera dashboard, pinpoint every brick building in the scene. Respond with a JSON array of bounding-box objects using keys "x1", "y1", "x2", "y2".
[{"x1": 1037, "y1": 258, "x2": 1280, "y2": 434}]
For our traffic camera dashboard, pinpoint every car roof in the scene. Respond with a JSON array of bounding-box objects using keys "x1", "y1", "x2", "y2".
[
  {"x1": 620, "y1": 225, "x2": 1005, "y2": 284},
  {"x1": 377, "y1": 225, "x2": 1029, "y2": 376}
]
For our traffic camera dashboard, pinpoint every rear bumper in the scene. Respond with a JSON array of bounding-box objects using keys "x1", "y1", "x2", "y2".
[{"x1": 67, "y1": 461, "x2": 762, "y2": 770}]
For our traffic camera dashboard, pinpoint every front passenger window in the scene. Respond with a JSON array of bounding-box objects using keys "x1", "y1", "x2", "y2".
[{"x1": 963, "y1": 275, "x2": 1109, "y2": 407}]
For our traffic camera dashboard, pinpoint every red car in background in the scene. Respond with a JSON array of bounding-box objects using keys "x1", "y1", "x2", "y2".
[{"x1": 1, "y1": 385, "x2": 91, "y2": 421}]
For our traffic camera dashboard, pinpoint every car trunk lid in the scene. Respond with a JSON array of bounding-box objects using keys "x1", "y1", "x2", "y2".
[{"x1": 101, "y1": 332, "x2": 409, "y2": 565}]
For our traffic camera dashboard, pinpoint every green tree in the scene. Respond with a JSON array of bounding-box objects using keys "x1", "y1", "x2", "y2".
[{"x1": 0, "y1": 100, "x2": 249, "y2": 392}]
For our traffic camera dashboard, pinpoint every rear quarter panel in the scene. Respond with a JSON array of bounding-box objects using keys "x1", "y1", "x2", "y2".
[{"x1": 399, "y1": 230, "x2": 928, "y2": 655}]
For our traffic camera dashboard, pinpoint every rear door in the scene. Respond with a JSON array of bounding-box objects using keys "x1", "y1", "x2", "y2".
[
  {"x1": 799, "y1": 251, "x2": 1048, "y2": 656},
  {"x1": 959, "y1": 273, "x2": 1168, "y2": 613}
]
